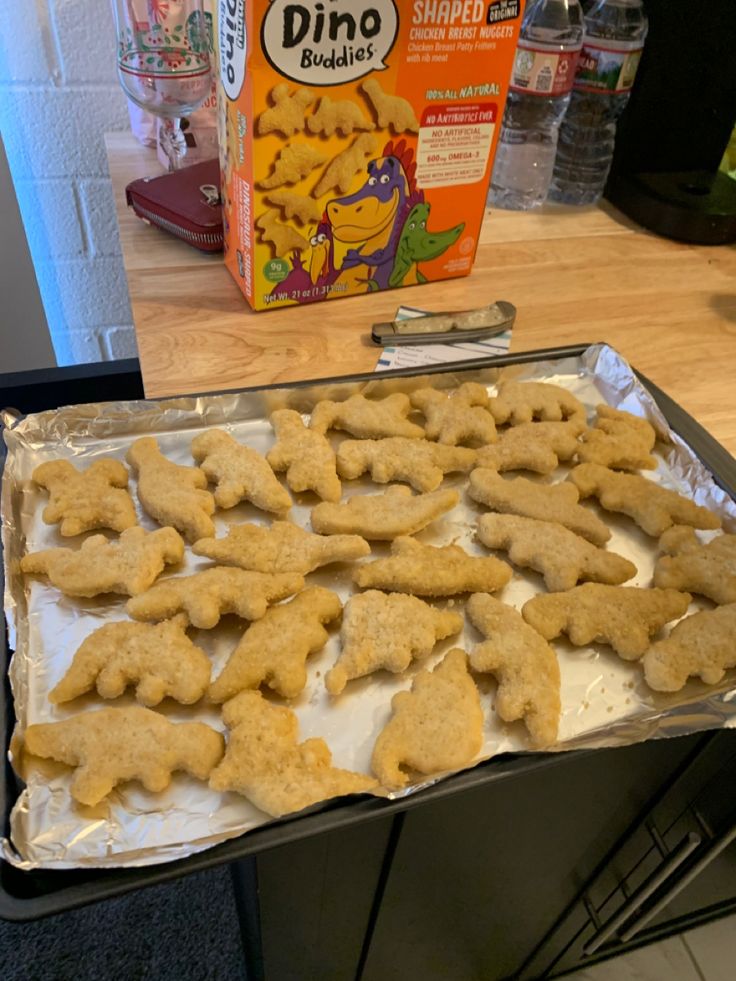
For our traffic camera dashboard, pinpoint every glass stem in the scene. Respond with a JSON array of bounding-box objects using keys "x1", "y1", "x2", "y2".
[{"x1": 161, "y1": 117, "x2": 185, "y2": 171}]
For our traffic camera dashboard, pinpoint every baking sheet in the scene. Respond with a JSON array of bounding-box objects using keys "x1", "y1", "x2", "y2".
[{"x1": 2, "y1": 343, "x2": 735, "y2": 870}]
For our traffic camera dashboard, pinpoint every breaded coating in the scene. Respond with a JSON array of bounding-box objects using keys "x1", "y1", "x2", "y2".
[
  {"x1": 20, "y1": 526, "x2": 184, "y2": 597},
  {"x1": 267, "y1": 409, "x2": 341, "y2": 502},
  {"x1": 50, "y1": 615, "x2": 211, "y2": 706},
  {"x1": 337, "y1": 437, "x2": 476, "y2": 492},
  {"x1": 410, "y1": 382, "x2": 497, "y2": 446},
  {"x1": 325, "y1": 591, "x2": 462, "y2": 694},
  {"x1": 127, "y1": 567, "x2": 304, "y2": 629},
  {"x1": 578, "y1": 405, "x2": 657, "y2": 471},
  {"x1": 127, "y1": 437, "x2": 215, "y2": 543},
  {"x1": 209, "y1": 691, "x2": 376, "y2": 817},
  {"x1": 467, "y1": 594, "x2": 560, "y2": 748},
  {"x1": 569, "y1": 463, "x2": 721, "y2": 537},
  {"x1": 311, "y1": 485, "x2": 459, "y2": 539},
  {"x1": 653, "y1": 526, "x2": 736, "y2": 605},
  {"x1": 477, "y1": 513, "x2": 636, "y2": 592},
  {"x1": 491, "y1": 380, "x2": 587, "y2": 426},
  {"x1": 208, "y1": 587, "x2": 342, "y2": 701},
  {"x1": 371, "y1": 649, "x2": 483, "y2": 788},
  {"x1": 193, "y1": 521, "x2": 369, "y2": 574},
  {"x1": 354, "y1": 536, "x2": 512, "y2": 596},
  {"x1": 25, "y1": 707, "x2": 224, "y2": 806},
  {"x1": 469, "y1": 469, "x2": 611, "y2": 546},
  {"x1": 258, "y1": 143, "x2": 326, "y2": 190},
  {"x1": 32, "y1": 459, "x2": 136, "y2": 536},
  {"x1": 476, "y1": 420, "x2": 584, "y2": 474},
  {"x1": 643, "y1": 604, "x2": 736, "y2": 691},
  {"x1": 310, "y1": 393, "x2": 424, "y2": 439},
  {"x1": 191, "y1": 429, "x2": 291, "y2": 513},
  {"x1": 522, "y1": 584, "x2": 691, "y2": 660}
]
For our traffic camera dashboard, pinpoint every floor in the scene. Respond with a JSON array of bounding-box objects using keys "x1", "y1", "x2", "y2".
[{"x1": 564, "y1": 913, "x2": 735, "y2": 981}]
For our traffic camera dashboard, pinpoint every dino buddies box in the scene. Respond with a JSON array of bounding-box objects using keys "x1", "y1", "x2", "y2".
[{"x1": 216, "y1": 0, "x2": 522, "y2": 310}]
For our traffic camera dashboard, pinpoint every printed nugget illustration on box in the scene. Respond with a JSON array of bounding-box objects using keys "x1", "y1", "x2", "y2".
[{"x1": 216, "y1": 0, "x2": 522, "y2": 309}]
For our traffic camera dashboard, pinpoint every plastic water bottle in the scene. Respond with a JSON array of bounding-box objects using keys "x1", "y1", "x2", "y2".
[
  {"x1": 548, "y1": 0, "x2": 648, "y2": 204},
  {"x1": 488, "y1": 0, "x2": 584, "y2": 210}
]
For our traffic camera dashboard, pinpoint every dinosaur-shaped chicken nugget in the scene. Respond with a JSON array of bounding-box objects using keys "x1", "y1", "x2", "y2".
[
  {"x1": 477, "y1": 513, "x2": 636, "y2": 592},
  {"x1": 569, "y1": 463, "x2": 721, "y2": 537},
  {"x1": 209, "y1": 690, "x2": 376, "y2": 817},
  {"x1": 258, "y1": 143, "x2": 326, "y2": 190},
  {"x1": 257, "y1": 83, "x2": 314, "y2": 137},
  {"x1": 653, "y1": 526, "x2": 736, "y2": 605},
  {"x1": 475, "y1": 420, "x2": 584, "y2": 474},
  {"x1": 337, "y1": 437, "x2": 476, "y2": 493},
  {"x1": 310, "y1": 393, "x2": 424, "y2": 440},
  {"x1": 326, "y1": 591, "x2": 462, "y2": 695},
  {"x1": 265, "y1": 189, "x2": 323, "y2": 225},
  {"x1": 25, "y1": 707, "x2": 224, "y2": 806},
  {"x1": 191, "y1": 428, "x2": 292, "y2": 514},
  {"x1": 267, "y1": 409, "x2": 341, "y2": 502},
  {"x1": 312, "y1": 133, "x2": 377, "y2": 197},
  {"x1": 127, "y1": 567, "x2": 303, "y2": 628},
  {"x1": 578, "y1": 405, "x2": 657, "y2": 471},
  {"x1": 49, "y1": 615, "x2": 210, "y2": 706},
  {"x1": 256, "y1": 208, "x2": 309, "y2": 257},
  {"x1": 307, "y1": 95, "x2": 374, "y2": 136},
  {"x1": 469, "y1": 469, "x2": 611, "y2": 546},
  {"x1": 467, "y1": 594, "x2": 560, "y2": 748},
  {"x1": 522, "y1": 583, "x2": 691, "y2": 660},
  {"x1": 361, "y1": 79, "x2": 420, "y2": 133},
  {"x1": 491, "y1": 380, "x2": 586, "y2": 426},
  {"x1": 193, "y1": 520, "x2": 369, "y2": 574},
  {"x1": 643, "y1": 603, "x2": 736, "y2": 691},
  {"x1": 209, "y1": 587, "x2": 341, "y2": 702},
  {"x1": 311, "y1": 486, "x2": 458, "y2": 540},
  {"x1": 354, "y1": 536, "x2": 511, "y2": 596},
  {"x1": 410, "y1": 383, "x2": 497, "y2": 446},
  {"x1": 371, "y1": 649, "x2": 483, "y2": 789},
  {"x1": 21, "y1": 526, "x2": 184, "y2": 597},
  {"x1": 32, "y1": 459, "x2": 136, "y2": 536},
  {"x1": 127, "y1": 437, "x2": 215, "y2": 543}
]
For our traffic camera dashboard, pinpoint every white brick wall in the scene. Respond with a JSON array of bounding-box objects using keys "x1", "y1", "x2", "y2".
[{"x1": 0, "y1": 0, "x2": 139, "y2": 365}]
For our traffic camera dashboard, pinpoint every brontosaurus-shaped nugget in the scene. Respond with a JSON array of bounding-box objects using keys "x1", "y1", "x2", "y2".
[
  {"x1": 569, "y1": 463, "x2": 721, "y2": 537},
  {"x1": 257, "y1": 83, "x2": 314, "y2": 137},
  {"x1": 337, "y1": 437, "x2": 476, "y2": 493},
  {"x1": 313, "y1": 133, "x2": 377, "y2": 197},
  {"x1": 522, "y1": 584, "x2": 691, "y2": 660},
  {"x1": 371, "y1": 649, "x2": 483, "y2": 789},
  {"x1": 491, "y1": 380, "x2": 586, "y2": 426},
  {"x1": 469, "y1": 469, "x2": 611, "y2": 546},
  {"x1": 193, "y1": 520, "x2": 369, "y2": 574},
  {"x1": 32, "y1": 459, "x2": 136, "y2": 536},
  {"x1": 578, "y1": 405, "x2": 657, "y2": 470},
  {"x1": 354, "y1": 536, "x2": 511, "y2": 596},
  {"x1": 653, "y1": 526, "x2": 736, "y2": 604},
  {"x1": 410, "y1": 383, "x2": 497, "y2": 446},
  {"x1": 361, "y1": 79, "x2": 420, "y2": 133},
  {"x1": 311, "y1": 486, "x2": 459, "y2": 540},
  {"x1": 477, "y1": 513, "x2": 636, "y2": 592},
  {"x1": 326, "y1": 590, "x2": 462, "y2": 695},
  {"x1": 21, "y1": 526, "x2": 184, "y2": 597},
  {"x1": 643, "y1": 603, "x2": 736, "y2": 691},
  {"x1": 24, "y1": 706, "x2": 224, "y2": 806},
  {"x1": 267, "y1": 409, "x2": 341, "y2": 502},
  {"x1": 467, "y1": 594, "x2": 561, "y2": 748},
  {"x1": 127, "y1": 567, "x2": 304, "y2": 628},
  {"x1": 209, "y1": 690, "x2": 376, "y2": 817},
  {"x1": 209, "y1": 587, "x2": 342, "y2": 702},
  {"x1": 310, "y1": 393, "x2": 424, "y2": 439},
  {"x1": 127, "y1": 437, "x2": 215, "y2": 543},
  {"x1": 49, "y1": 615, "x2": 211, "y2": 706},
  {"x1": 307, "y1": 94, "x2": 374, "y2": 136},
  {"x1": 191, "y1": 429, "x2": 291, "y2": 513},
  {"x1": 476, "y1": 420, "x2": 584, "y2": 474}
]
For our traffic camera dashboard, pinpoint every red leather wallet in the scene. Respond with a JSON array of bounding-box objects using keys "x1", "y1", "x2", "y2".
[{"x1": 125, "y1": 158, "x2": 223, "y2": 253}]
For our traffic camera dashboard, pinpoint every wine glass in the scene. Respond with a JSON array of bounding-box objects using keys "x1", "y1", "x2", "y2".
[{"x1": 112, "y1": 0, "x2": 213, "y2": 170}]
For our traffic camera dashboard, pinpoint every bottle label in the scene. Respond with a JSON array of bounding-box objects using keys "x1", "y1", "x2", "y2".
[
  {"x1": 574, "y1": 39, "x2": 644, "y2": 94},
  {"x1": 509, "y1": 41, "x2": 581, "y2": 97}
]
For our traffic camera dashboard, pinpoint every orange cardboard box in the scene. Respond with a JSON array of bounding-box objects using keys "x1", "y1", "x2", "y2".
[{"x1": 216, "y1": 0, "x2": 523, "y2": 310}]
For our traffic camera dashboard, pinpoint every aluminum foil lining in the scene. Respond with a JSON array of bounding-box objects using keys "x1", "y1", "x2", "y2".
[{"x1": 2, "y1": 343, "x2": 735, "y2": 870}]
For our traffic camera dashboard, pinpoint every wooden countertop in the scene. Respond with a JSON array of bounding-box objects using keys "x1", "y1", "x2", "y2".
[{"x1": 106, "y1": 132, "x2": 736, "y2": 454}]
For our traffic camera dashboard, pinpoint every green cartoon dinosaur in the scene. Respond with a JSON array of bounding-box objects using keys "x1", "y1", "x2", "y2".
[{"x1": 388, "y1": 200, "x2": 465, "y2": 288}]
